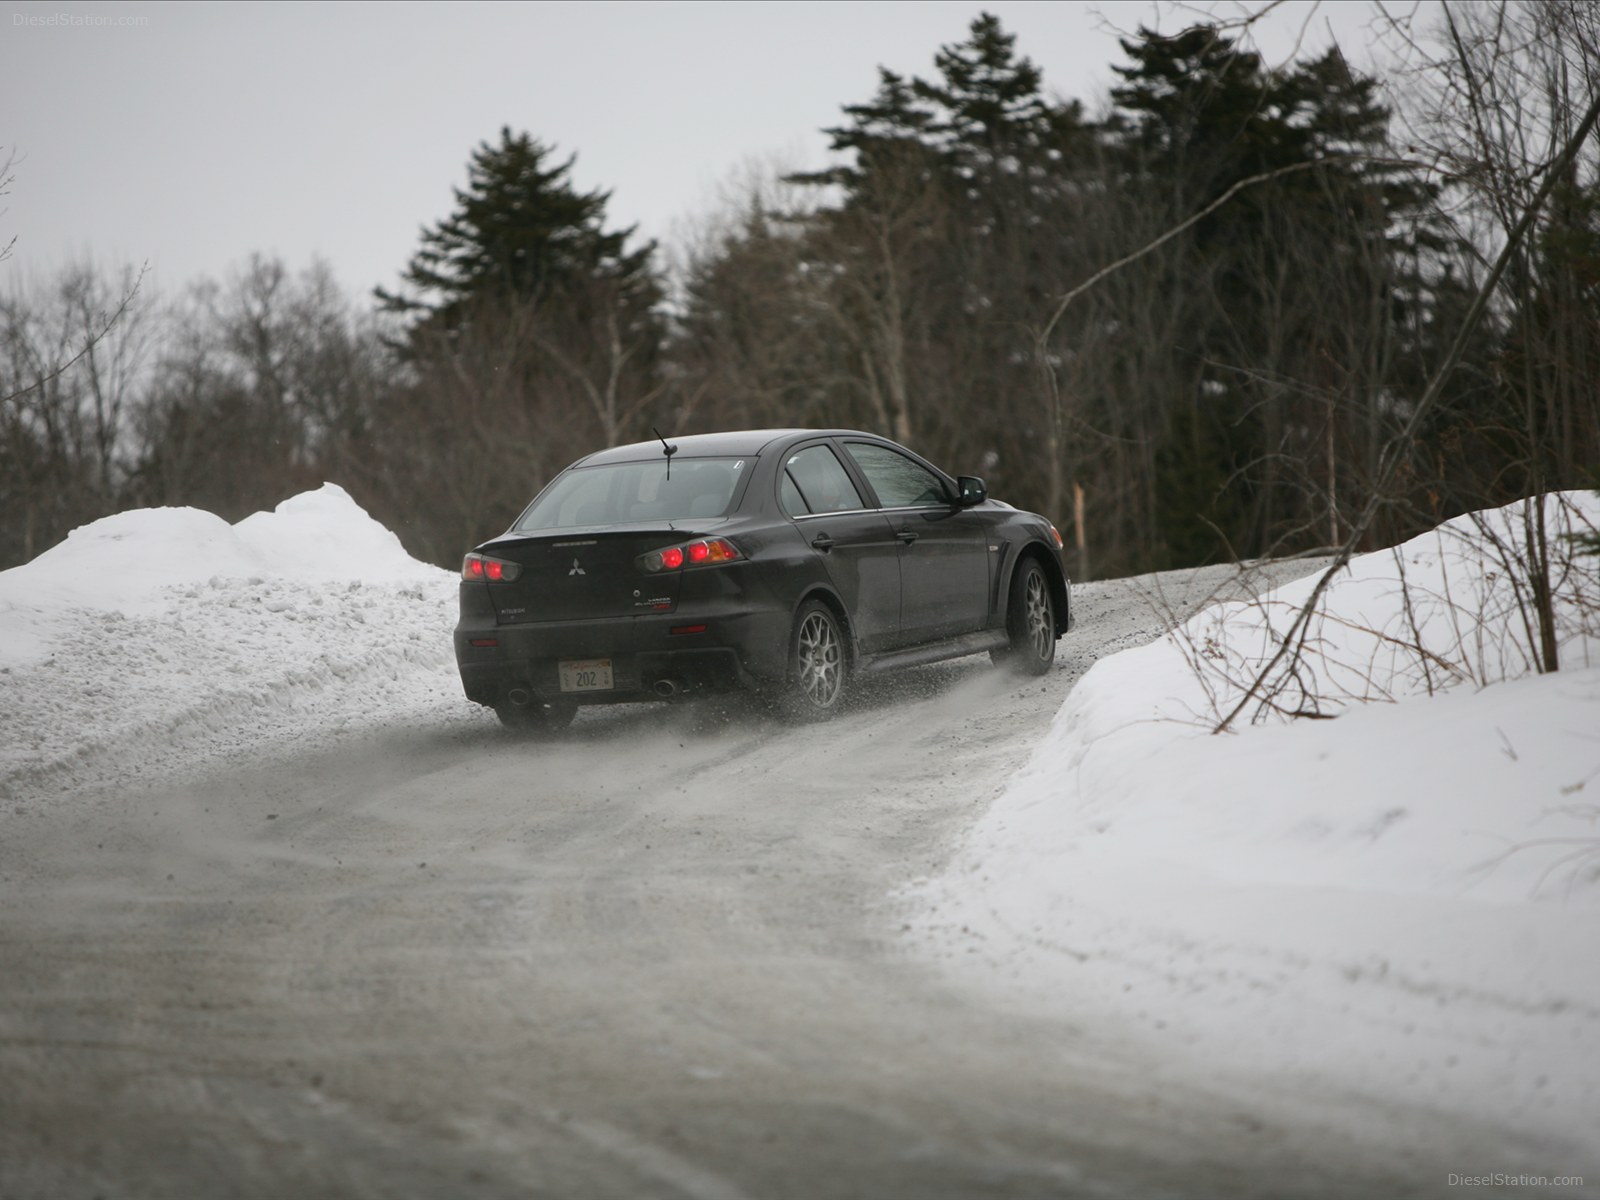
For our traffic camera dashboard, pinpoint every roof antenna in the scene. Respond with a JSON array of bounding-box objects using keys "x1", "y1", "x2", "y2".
[{"x1": 653, "y1": 426, "x2": 678, "y2": 481}]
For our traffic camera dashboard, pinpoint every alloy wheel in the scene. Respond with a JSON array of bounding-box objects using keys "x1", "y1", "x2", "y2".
[
  {"x1": 1025, "y1": 570, "x2": 1053, "y2": 661},
  {"x1": 796, "y1": 609, "x2": 843, "y2": 709}
]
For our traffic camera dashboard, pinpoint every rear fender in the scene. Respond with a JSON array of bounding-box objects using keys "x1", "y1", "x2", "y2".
[{"x1": 787, "y1": 586, "x2": 856, "y2": 673}]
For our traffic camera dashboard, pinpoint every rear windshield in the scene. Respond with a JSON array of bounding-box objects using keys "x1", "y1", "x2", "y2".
[{"x1": 513, "y1": 458, "x2": 749, "y2": 531}]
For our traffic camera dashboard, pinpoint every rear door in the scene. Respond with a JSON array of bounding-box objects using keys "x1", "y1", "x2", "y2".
[
  {"x1": 778, "y1": 442, "x2": 904, "y2": 653},
  {"x1": 841, "y1": 440, "x2": 990, "y2": 643}
]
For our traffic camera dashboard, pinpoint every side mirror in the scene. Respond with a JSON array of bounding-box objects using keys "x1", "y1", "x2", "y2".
[{"x1": 956, "y1": 475, "x2": 987, "y2": 507}]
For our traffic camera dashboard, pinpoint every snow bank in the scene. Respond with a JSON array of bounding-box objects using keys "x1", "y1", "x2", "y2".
[
  {"x1": 913, "y1": 494, "x2": 1600, "y2": 1161},
  {"x1": 0, "y1": 485, "x2": 466, "y2": 801}
]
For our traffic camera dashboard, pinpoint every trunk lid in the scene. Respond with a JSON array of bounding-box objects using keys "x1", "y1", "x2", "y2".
[{"x1": 477, "y1": 524, "x2": 727, "y2": 623}]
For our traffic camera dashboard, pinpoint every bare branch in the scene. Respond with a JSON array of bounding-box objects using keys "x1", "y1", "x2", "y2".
[
  {"x1": 1212, "y1": 81, "x2": 1600, "y2": 733},
  {"x1": 1, "y1": 263, "x2": 149, "y2": 405}
]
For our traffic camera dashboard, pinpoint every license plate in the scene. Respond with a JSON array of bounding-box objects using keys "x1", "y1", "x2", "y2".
[{"x1": 559, "y1": 658, "x2": 613, "y2": 692}]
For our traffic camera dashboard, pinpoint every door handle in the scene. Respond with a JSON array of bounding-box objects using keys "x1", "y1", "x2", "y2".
[
  {"x1": 896, "y1": 529, "x2": 919, "y2": 544},
  {"x1": 811, "y1": 533, "x2": 836, "y2": 551}
]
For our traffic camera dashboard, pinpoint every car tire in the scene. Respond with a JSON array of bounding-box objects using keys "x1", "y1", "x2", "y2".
[
  {"x1": 992, "y1": 558, "x2": 1055, "y2": 676},
  {"x1": 775, "y1": 599, "x2": 848, "y2": 721},
  {"x1": 495, "y1": 697, "x2": 578, "y2": 734}
]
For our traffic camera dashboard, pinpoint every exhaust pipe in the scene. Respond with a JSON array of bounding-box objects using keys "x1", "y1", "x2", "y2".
[
  {"x1": 506, "y1": 687, "x2": 534, "y2": 707},
  {"x1": 652, "y1": 678, "x2": 680, "y2": 699}
]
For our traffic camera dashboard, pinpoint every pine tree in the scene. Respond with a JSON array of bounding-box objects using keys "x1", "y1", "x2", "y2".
[
  {"x1": 376, "y1": 127, "x2": 658, "y2": 345},
  {"x1": 794, "y1": 14, "x2": 1085, "y2": 219},
  {"x1": 914, "y1": 13, "x2": 1073, "y2": 191},
  {"x1": 772, "y1": 14, "x2": 1088, "y2": 464},
  {"x1": 370, "y1": 128, "x2": 665, "y2": 559},
  {"x1": 786, "y1": 68, "x2": 941, "y2": 199}
]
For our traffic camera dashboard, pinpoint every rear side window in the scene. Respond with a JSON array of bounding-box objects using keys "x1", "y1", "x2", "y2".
[
  {"x1": 782, "y1": 445, "x2": 865, "y2": 516},
  {"x1": 780, "y1": 473, "x2": 809, "y2": 517},
  {"x1": 515, "y1": 458, "x2": 747, "y2": 530},
  {"x1": 844, "y1": 442, "x2": 950, "y2": 508}
]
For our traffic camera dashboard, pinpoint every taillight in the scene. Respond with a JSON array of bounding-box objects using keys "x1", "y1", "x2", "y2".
[
  {"x1": 462, "y1": 552, "x2": 522, "y2": 582},
  {"x1": 637, "y1": 538, "x2": 741, "y2": 573},
  {"x1": 1048, "y1": 524, "x2": 1064, "y2": 550}
]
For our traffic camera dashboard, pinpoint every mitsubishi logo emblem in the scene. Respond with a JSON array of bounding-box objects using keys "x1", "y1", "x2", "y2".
[{"x1": 568, "y1": 558, "x2": 586, "y2": 576}]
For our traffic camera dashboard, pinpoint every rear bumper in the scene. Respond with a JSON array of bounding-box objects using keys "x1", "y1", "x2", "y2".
[{"x1": 454, "y1": 604, "x2": 791, "y2": 707}]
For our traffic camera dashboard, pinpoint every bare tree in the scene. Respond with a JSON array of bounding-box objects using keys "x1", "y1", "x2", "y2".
[
  {"x1": 0, "y1": 263, "x2": 151, "y2": 566},
  {"x1": 0, "y1": 148, "x2": 17, "y2": 268},
  {"x1": 130, "y1": 256, "x2": 391, "y2": 527},
  {"x1": 672, "y1": 168, "x2": 872, "y2": 435}
]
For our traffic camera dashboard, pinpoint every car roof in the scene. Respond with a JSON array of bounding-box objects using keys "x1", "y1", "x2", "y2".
[{"x1": 575, "y1": 429, "x2": 877, "y2": 466}]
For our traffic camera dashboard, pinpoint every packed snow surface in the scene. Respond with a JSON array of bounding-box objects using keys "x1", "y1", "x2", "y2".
[
  {"x1": 913, "y1": 494, "x2": 1600, "y2": 1163},
  {"x1": 2, "y1": 485, "x2": 1596, "y2": 1168}
]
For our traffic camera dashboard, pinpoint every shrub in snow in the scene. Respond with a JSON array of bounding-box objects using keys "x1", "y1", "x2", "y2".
[{"x1": 1163, "y1": 492, "x2": 1600, "y2": 728}]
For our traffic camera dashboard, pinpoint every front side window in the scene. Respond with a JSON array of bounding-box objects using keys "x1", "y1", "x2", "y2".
[
  {"x1": 782, "y1": 445, "x2": 865, "y2": 516},
  {"x1": 844, "y1": 442, "x2": 950, "y2": 508},
  {"x1": 514, "y1": 458, "x2": 747, "y2": 531}
]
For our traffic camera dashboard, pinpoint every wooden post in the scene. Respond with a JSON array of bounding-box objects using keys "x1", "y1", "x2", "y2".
[{"x1": 1073, "y1": 482, "x2": 1088, "y2": 581}]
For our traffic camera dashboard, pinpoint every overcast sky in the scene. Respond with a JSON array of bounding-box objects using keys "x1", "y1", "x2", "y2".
[{"x1": 4, "y1": 1, "x2": 1406, "y2": 300}]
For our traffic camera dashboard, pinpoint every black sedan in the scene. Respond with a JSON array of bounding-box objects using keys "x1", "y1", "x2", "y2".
[{"x1": 454, "y1": 429, "x2": 1072, "y2": 728}]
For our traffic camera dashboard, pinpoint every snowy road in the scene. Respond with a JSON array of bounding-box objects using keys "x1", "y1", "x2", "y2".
[{"x1": 0, "y1": 561, "x2": 1555, "y2": 1199}]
